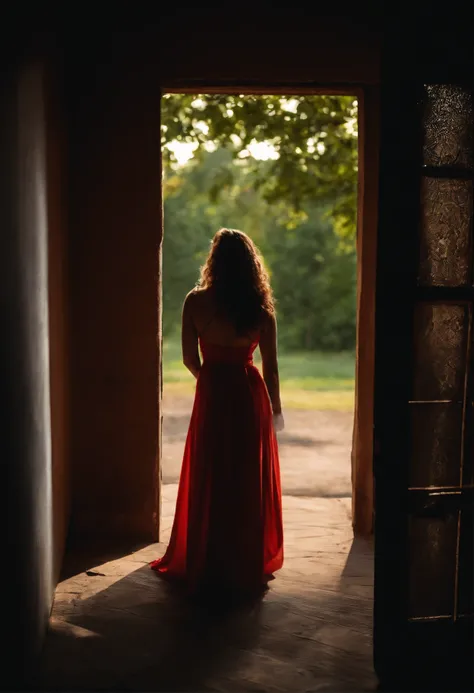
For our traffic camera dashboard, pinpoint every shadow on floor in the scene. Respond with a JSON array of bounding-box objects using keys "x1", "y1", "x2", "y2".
[
  {"x1": 35, "y1": 547, "x2": 378, "y2": 692},
  {"x1": 340, "y1": 537, "x2": 374, "y2": 578},
  {"x1": 59, "y1": 538, "x2": 152, "y2": 582},
  {"x1": 276, "y1": 433, "x2": 334, "y2": 447},
  {"x1": 287, "y1": 489, "x2": 352, "y2": 498}
]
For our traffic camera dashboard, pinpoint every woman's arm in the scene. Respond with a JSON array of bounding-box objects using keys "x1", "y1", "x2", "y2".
[
  {"x1": 259, "y1": 312, "x2": 282, "y2": 416},
  {"x1": 181, "y1": 292, "x2": 201, "y2": 379}
]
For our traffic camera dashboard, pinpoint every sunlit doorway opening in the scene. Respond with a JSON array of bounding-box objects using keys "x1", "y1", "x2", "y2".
[{"x1": 159, "y1": 91, "x2": 373, "y2": 614}]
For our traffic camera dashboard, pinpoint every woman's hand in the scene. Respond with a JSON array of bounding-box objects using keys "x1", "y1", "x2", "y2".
[{"x1": 273, "y1": 412, "x2": 285, "y2": 432}]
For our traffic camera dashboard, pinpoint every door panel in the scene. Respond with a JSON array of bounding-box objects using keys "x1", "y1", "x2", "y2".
[
  {"x1": 374, "y1": 14, "x2": 473, "y2": 688},
  {"x1": 422, "y1": 84, "x2": 474, "y2": 170}
]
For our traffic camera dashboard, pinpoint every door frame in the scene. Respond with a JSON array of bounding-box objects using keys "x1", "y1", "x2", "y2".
[{"x1": 158, "y1": 82, "x2": 379, "y2": 537}]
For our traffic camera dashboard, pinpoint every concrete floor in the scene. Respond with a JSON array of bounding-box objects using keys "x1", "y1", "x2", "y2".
[{"x1": 36, "y1": 484, "x2": 375, "y2": 692}]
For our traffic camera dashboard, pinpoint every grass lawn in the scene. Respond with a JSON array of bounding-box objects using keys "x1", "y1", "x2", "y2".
[{"x1": 163, "y1": 338, "x2": 355, "y2": 412}]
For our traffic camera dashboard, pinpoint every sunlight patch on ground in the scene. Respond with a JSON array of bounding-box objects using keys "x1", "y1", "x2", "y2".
[
  {"x1": 280, "y1": 389, "x2": 354, "y2": 412},
  {"x1": 163, "y1": 381, "x2": 354, "y2": 412},
  {"x1": 49, "y1": 618, "x2": 101, "y2": 639}
]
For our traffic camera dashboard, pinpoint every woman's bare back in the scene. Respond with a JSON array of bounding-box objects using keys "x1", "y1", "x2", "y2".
[
  {"x1": 190, "y1": 288, "x2": 260, "y2": 347},
  {"x1": 181, "y1": 287, "x2": 282, "y2": 419}
]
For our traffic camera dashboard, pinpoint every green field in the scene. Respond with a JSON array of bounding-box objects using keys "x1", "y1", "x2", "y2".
[{"x1": 163, "y1": 338, "x2": 355, "y2": 412}]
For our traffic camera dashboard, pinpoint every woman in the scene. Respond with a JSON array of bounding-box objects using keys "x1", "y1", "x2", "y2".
[{"x1": 150, "y1": 228, "x2": 284, "y2": 599}]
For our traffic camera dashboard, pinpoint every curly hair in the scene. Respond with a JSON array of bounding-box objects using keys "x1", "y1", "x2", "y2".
[{"x1": 198, "y1": 228, "x2": 275, "y2": 334}]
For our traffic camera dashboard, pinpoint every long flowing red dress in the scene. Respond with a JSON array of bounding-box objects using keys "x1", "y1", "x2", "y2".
[{"x1": 150, "y1": 336, "x2": 284, "y2": 596}]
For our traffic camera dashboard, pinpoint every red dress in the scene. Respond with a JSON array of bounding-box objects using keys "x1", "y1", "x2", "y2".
[{"x1": 150, "y1": 337, "x2": 284, "y2": 596}]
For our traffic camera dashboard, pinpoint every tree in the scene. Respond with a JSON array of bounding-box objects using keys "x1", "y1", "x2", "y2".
[
  {"x1": 263, "y1": 206, "x2": 356, "y2": 352},
  {"x1": 161, "y1": 93, "x2": 358, "y2": 241},
  {"x1": 162, "y1": 148, "x2": 356, "y2": 351},
  {"x1": 162, "y1": 148, "x2": 272, "y2": 335}
]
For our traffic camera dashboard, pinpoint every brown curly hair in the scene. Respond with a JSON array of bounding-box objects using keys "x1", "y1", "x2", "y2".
[{"x1": 198, "y1": 228, "x2": 275, "y2": 334}]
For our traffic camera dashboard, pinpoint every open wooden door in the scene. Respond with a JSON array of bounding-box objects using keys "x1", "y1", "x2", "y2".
[{"x1": 373, "y1": 10, "x2": 473, "y2": 688}]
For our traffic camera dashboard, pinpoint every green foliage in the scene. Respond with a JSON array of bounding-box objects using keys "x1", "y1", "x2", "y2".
[
  {"x1": 161, "y1": 93, "x2": 358, "y2": 239},
  {"x1": 264, "y1": 208, "x2": 356, "y2": 351},
  {"x1": 161, "y1": 93, "x2": 358, "y2": 350},
  {"x1": 162, "y1": 147, "x2": 357, "y2": 352},
  {"x1": 162, "y1": 147, "x2": 270, "y2": 335}
]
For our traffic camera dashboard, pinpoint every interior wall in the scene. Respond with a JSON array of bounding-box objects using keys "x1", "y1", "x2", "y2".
[
  {"x1": 46, "y1": 63, "x2": 71, "y2": 583},
  {"x1": 0, "y1": 61, "x2": 54, "y2": 686},
  {"x1": 66, "y1": 46, "x2": 162, "y2": 541},
  {"x1": 156, "y1": 11, "x2": 381, "y2": 86}
]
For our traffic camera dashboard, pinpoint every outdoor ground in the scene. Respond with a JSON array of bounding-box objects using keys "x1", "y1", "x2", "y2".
[{"x1": 163, "y1": 394, "x2": 353, "y2": 499}]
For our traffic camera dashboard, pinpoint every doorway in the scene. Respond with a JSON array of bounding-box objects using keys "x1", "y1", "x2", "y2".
[
  {"x1": 157, "y1": 87, "x2": 377, "y2": 683},
  {"x1": 159, "y1": 86, "x2": 379, "y2": 543}
]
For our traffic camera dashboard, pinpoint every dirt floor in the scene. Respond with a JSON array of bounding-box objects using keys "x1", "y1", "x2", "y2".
[
  {"x1": 38, "y1": 487, "x2": 375, "y2": 692},
  {"x1": 162, "y1": 392, "x2": 353, "y2": 498},
  {"x1": 36, "y1": 394, "x2": 374, "y2": 691}
]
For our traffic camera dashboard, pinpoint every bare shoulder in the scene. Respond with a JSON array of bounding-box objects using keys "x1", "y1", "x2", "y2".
[
  {"x1": 189, "y1": 286, "x2": 213, "y2": 305},
  {"x1": 184, "y1": 287, "x2": 203, "y2": 304},
  {"x1": 190, "y1": 286, "x2": 209, "y2": 297},
  {"x1": 183, "y1": 286, "x2": 211, "y2": 316},
  {"x1": 182, "y1": 288, "x2": 197, "y2": 314},
  {"x1": 260, "y1": 309, "x2": 277, "y2": 333}
]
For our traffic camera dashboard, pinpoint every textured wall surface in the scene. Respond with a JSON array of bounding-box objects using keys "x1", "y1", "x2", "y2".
[
  {"x1": 66, "y1": 49, "x2": 162, "y2": 540},
  {"x1": 46, "y1": 65, "x2": 71, "y2": 584},
  {"x1": 0, "y1": 62, "x2": 54, "y2": 685}
]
